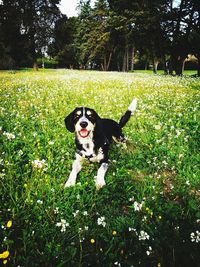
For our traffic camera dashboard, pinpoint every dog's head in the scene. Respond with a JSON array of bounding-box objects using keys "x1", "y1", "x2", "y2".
[{"x1": 65, "y1": 107, "x2": 101, "y2": 138}]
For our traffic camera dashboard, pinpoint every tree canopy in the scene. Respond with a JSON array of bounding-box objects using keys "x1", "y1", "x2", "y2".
[{"x1": 0, "y1": 0, "x2": 199, "y2": 75}]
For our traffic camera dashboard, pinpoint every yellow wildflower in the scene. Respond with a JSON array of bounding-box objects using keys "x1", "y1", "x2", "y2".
[
  {"x1": 6, "y1": 220, "x2": 12, "y2": 228},
  {"x1": 90, "y1": 239, "x2": 95, "y2": 244},
  {"x1": 112, "y1": 230, "x2": 117, "y2": 236},
  {"x1": 0, "y1": 251, "x2": 9, "y2": 259},
  {"x1": 3, "y1": 259, "x2": 8, "y2": 265}
]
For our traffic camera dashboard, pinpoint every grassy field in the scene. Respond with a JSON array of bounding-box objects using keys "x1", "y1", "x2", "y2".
[{"x1": 0, "y1": 69, "x2": 200, "y2": 267}]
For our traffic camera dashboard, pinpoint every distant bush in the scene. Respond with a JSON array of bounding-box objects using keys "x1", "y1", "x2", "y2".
[{"x1": 37, "y1": 57, "x2": 58, "y2": 68}]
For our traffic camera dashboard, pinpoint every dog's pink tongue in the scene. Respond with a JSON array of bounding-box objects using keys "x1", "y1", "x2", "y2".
[{"x1": 80, "y1": 129, "x2": 88, "y2": 137}]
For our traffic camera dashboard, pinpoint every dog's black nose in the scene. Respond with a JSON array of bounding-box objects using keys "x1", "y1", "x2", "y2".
[{"x1": 80, "y1": 121, "x2": 88, "y2": 128}]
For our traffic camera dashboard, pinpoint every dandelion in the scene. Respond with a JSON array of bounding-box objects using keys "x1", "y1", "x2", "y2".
[
  {"x1": 0, "y1": 251, "x2": 9, "y2": 259},
  {"x1": 3, "y1": 259, "x2": 7, "y2": 264},
  {"x1": 90, "y1": 239, "x2": 95, "y2": 244},
  {"x1": 6, "y1": 220, "x2": 12, "y2": 228},
  {"x1": 112, "y1": 230, "x2": 117, "y2": 236}
]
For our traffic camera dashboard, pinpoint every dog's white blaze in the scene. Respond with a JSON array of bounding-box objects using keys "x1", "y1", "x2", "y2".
[
  {"x1": 128, "y1": 98, "x2": 137, "y2": 113},
  {"x1": 95, "y1": 163, "x2": 108, "y2": 189},
  {"x1": 82, "y1": 107, "x2": 86, "y2": 117}
]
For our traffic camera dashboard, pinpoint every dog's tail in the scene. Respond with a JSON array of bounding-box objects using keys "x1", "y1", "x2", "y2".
[{"x1": 119, "y1": 98, "x2": 137, "y2": 128}]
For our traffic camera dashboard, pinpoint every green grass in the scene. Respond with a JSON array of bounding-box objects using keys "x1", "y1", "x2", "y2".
[{"x1": 0, "y1": 69, "x2": 200, "y2": 266}]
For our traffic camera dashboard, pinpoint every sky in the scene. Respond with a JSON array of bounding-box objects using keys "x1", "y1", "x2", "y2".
[
  {"x1": 59, "y1": 0, "x2": 95, "y2": 17},
  {"x1": 59, "y1": 0, "x2": 78, "y2": 17}
]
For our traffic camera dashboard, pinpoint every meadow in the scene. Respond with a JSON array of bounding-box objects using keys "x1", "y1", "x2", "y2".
[{"x1": 0, "y1": 69, "x2": 200, "y2": 267}]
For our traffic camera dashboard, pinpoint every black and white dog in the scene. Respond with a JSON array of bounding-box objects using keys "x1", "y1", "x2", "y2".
[{"x1": 64, "y1": 98, "x2": 137, "y2": 189}]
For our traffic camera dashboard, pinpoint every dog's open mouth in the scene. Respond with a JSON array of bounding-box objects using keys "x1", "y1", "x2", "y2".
[{"x1": 79, "y1": 129, "x2": 90, "y2": 138}]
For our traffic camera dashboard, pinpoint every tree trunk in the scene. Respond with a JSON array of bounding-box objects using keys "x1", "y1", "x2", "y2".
[
  {"x1": 175, "y1": 57, "x2": 186, "y2": 76},
  {"x1": 131, "y1": 46, "x2": 134, "y2": 71},
  {"x1": 196, "y1": 54, "x2": 200, "y2": 77},
  {"x1": 145, "y1": 59, "x2": 148, "y2": 70},
  {"x1": 122, "y1": 49, "x2": 126, "y2": 72},
  {"x1": 161, "y1": 54, "x2": 167, "y2": 74},
  {"x1": 33, "y1": 62, "x2": 38, "y2": 71},
  {"x1": 152, "y1": 57, "x2": 158, "y2": 74},
  {"x1": 126, "y1": 47, "x2": 129, "y2": 72},
  {"x1": 106, "y1": 51, "x2": 112, "y2": 71}
]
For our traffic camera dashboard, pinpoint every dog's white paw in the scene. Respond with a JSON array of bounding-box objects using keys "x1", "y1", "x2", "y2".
[
  {"x1": 95, "y1": 176, "x2": 106, "y2": 190},
  {"x1": 64, "y1": 179, "x2": 76, "y2": 188}
]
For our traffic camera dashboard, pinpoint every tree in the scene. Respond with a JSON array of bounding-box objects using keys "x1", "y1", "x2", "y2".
[
  {"x1": 165, "y1": 0, "x2": 197, "y2": 75},
  {"x1": 49, "y1": 15, "x2": 79, "y2": 68},
  {"x1": 0, "y1": 0, "x2": 61, "y2": 69},
  {"x1": 189, "y1": 0, "x2": 200, "y2": 76}
]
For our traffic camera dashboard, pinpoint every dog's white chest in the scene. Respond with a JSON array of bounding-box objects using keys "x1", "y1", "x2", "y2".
[
  {"x1": 82, "y1": 141, "x2": 95, "y2": 157},
  {"x1": 77, "y1": 135, "x2": 104, "y2": 162}
]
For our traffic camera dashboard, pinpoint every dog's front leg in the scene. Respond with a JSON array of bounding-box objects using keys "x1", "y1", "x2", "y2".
[
  {"x1": 64, "y1": 154, "x2": 83, "y2": 188},
  {"x1": 95, "y1": 162, "x2": 108, "y2": 190}
]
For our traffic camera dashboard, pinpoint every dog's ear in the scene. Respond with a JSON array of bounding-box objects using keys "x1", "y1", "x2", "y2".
[{"x1": 64, "y1": 109, "x2": 76, "y2": 132}]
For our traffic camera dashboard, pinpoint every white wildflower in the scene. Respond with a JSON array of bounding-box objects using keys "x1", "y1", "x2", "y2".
[
  {"x1": 18, "y1": 150, "x2": 23, "y2": 156},
  {"x1": 138, "y1": 230, "x2": 150, "y2": 241},
  {"x1": 97, "y1": 216, "x2": 106, "y2": 227},
  {"x1": 154, "y1": 124, "x2": 161, "y2": 130},
  {"x1": 3, "y1": 131, "x2": 15, "y2": 140},
  {"x1": 129, "y1": 227, "x2": 137, "y2": 232},
  {"x1": 37, "y1": 199, "x2": 43, "y2": 205},
  {"x1": 190, "y1": 231, "x2": 200, "y2": 243},
  {"x1": 186, "y1": 180, "x2": 190, "y2": 186},
  {"x1": 56, "y1": 219, "x2": 69, "y2": 232},
  {"x1": 53, "y1": 207, "x2": 59, "y2": 214},
  {"x1": 32, "y1": 159, "x2": 47, "y2": 169},
  {"x1": 73, "y1": 210, "x2": 79, "y2": 217},
  {"x1": 133, "y1": 201, "x2": 144, "y2": 211},
  {"x1": 146, "y1": 246, "x2": 152, "y2": 255},
  {"x1": 48, "y1": 141, "x2": 54, "y2": 145}
]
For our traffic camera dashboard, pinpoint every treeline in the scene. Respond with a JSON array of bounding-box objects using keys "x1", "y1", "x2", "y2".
[{"x1": 0, "y1": 0, "x2": 200, "y2": 75}]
